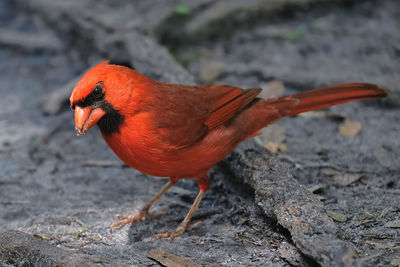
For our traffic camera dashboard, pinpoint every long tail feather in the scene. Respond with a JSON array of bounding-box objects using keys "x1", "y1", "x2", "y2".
[
  {"x1": 286, "y1": 83, "x2": 387, "y2": 115},
  {"x1": 238, "y1": 83, "x2": 387, "y2": 138}
]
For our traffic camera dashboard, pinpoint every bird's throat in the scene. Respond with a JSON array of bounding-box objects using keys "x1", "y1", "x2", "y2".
[{"x1": 97, "y1": 102, "x2": 125, "y2": 135}]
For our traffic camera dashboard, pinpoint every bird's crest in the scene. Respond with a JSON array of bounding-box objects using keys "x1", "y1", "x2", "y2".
[{"x1": 70, "y1": 60, "x2": 110, "y2": 108}]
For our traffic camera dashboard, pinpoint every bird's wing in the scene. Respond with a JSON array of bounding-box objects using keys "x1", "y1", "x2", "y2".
[
  {"x1": 205, "y1": 85, "x2": 261, "y2": 130},
  {"x1": 152, "y1": 84, "x2": 261, "y2": 149}
]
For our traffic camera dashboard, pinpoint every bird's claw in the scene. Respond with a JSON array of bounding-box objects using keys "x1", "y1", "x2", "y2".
[
  {"x1": 152, "y1": 221, "x2": 203, "y2": 239},
  {"x1": 152, "y1": 227, "x2": 185, "y2": 239},
  {"x1": 110, "y1": 210, "x2": 166, "y2": 231}
]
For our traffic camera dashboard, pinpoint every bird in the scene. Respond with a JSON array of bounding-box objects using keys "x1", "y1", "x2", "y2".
[{"x1": 69, "y1": 60, "x2": 387, "y2": 239}]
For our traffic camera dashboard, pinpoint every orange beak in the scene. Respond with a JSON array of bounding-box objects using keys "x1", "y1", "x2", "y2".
[{"x1": 74, "y1": 106, "x2": 106, "y2": 135}]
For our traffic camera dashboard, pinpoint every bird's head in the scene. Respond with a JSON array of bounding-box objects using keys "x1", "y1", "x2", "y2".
[{"x1": 70, "y1": 60, "x2": 129, "y2": 136}]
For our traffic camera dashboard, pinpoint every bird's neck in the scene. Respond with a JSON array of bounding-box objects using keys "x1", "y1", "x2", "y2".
[{"x1": 97, "y1": 102, "x2": 125, "y2": 135}]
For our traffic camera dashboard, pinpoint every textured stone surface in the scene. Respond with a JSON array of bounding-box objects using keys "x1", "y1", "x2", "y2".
[
  {"x1": 225, "y1": 141, "x2": 357, "y2": 266},
  {"x1": 0, "y1": 230, "x2": 128, "y2": 267},
  {"x1": 1, "y1": 0, "x2": 399, "y2": 266}
]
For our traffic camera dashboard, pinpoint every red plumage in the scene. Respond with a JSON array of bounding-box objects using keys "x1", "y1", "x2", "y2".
[{"x1": 70, "y1": 61, "x2": 386, "y2": 238}]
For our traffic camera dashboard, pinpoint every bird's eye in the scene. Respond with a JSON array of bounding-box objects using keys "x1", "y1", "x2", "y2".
[{"x1": 93, "y1": 83, "x2": 103, "y2": 99}]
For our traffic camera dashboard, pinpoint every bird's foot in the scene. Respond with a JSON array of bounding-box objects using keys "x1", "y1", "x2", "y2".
[
  {"x1": 152, "y1": 225, "x2": 186, "y2": 240},
  {"x1": 110, "y1": 210, "x2": 166, "y2": 231},
  {"x1": 152, "y1": 221, "x2": 203, "y2": 239}
]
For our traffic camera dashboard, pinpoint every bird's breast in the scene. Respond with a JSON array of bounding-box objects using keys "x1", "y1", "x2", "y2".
[{"x1": 101, "y1": 118, "x2": 240, "y2": 178}]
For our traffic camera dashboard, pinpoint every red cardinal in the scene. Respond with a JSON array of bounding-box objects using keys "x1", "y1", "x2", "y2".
[{"x1": 70, "y1": 61, "x2": 386, "y2": 238}]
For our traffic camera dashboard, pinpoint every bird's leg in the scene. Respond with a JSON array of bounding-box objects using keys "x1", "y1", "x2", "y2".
[
  {"x1": 111, "y1": 177, "x2": 178, "y2": 231},
  {"x1": 153, "y1": 175, "x2": 209, "y2": 239}
]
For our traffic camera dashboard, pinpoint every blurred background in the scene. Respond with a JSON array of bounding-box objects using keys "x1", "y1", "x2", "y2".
[{"x1": 0, "y1": 0, "x2": 399, "y2": 266}]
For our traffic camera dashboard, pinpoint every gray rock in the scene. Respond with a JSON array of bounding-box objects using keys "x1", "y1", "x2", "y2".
[
  {"x1": 225, "y1": 140, "x2": 357, "y2": 266},
  {"x1": 17, "y1": 0, "x2": 194, "y2": 84},
  {"x1": 0, "y1": 230, "x2": 129, "y2": 266}
]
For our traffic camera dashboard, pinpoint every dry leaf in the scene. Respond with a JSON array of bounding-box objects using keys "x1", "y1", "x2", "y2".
[
  {"x1": 321, "y1": 168, "x2": 338, "y2": 176},
  {"x1": 265, "y1": 142, "x2": 288, "y2": 153},
  {"x1": 385, "y1": 220, "x2": 400, "y2": 228},
  {"x1": 391, "y1": 258, "x2": 400, "y2": 266},
  {"x1": 148, "y1": 249, "x2": 202, "y2": 267},
  {"x1": 333, "y1": 173, "x2": 364, "y2": 186},
  {"x1": 299, "y1": 110, "x2": 345, "y2": 120},
  {"x1": 339, "y1": 119, "x2": 362, "y2": 137},
  {"x1": 279, "y1": 144, "x2": 288, "y2": 153},
  {"x1": 260, "y1": 80, "x2": 285, "y2": 99},
  {"x1": 265, "y1": 142, "x2": 279, "y2": 153},
  {"x1": 327, "y1": 210, "x2": 347, "y2": 222},
  {"x1": 259, "y1": 124, "x2": 286, "y2": 144},
  {"x1": 200, "y1": 61, "x2": 224, "y2": 84},
  {"x1": 315, "y1": 195, "x2": 326, "y2": 201},
  {"x1": 307, "y1": 184, "x2": 325, "y2": 193}
]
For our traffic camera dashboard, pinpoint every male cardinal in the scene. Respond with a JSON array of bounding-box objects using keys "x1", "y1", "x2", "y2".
[{"x1": 70, "y1": 61, "x2": 386, "y2": 239}]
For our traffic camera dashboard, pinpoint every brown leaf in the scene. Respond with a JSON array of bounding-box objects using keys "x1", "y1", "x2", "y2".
[
  {"x1": 299, "y1": 110, "x2": 345, "y2": 120},
  {"x1": 260, "y1": 80, "x2": 285, "y2": 99},
  {"x1": 265, "y1": 142, "x2": 288, "y2": 153},
  {"x1": 200, "y1": 61, "x2": 224, "y2": 84},
  {"x1": 391, "y1": 258, "x2": 400, "y2": 266},
  {"x1": 333, "y1": 173, "x2": 364, "y2": 186},
  {"x1": 339, "y1": 119, "x2": 362, "y2": 137},
  {"x1": 258, "y1": 124, "x2": 286, "y2": 144},
  {"x1": 148, "y1": 249, "x2": 202, "y2": 267},
  {"x1": 327, "y1": 210, "x2": 347, "y2": 222}
]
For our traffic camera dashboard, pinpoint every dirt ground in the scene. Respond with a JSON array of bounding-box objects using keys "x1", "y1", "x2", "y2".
[{"x1": 0, "y1": 0, "x2": 399, "y2": 266}]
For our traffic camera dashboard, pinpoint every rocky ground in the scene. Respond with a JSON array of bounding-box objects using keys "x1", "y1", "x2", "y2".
[{"x1": 0, "y1": 0, "x2": 399, "y2": 266}]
